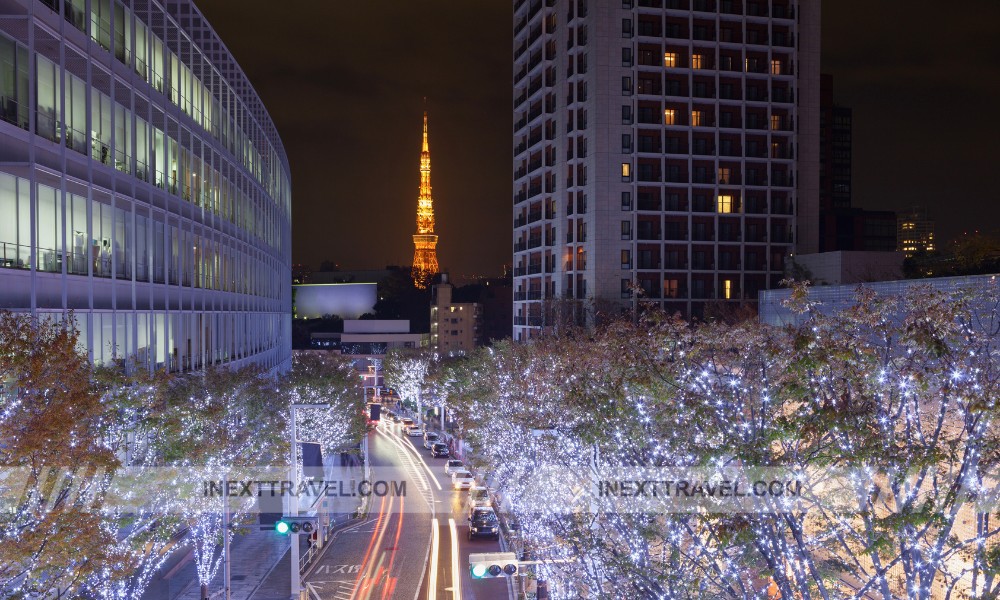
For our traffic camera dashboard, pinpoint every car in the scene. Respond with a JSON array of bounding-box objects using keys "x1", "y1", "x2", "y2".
[
  {"x1": 422, "y1": 432, "x2": 440, "y2": 449},
  {"x1": 451, "y1": 469, "x2": 475, "y2": 491},
  {"x1": 465, "y1": 485, "x2": 491, "y2": 513},
  {"x1": 391, "y1": 415, "x2": 401, "y2": 423},
  {"x1": 445, "y1": 459, "x2": 464, "y2": 474},
  {"x1": 407, "y1": 427, "x2": 425, "y2": 437},
  {"x1": 431, "y1": 442, "x2": 450, "y2": 458},
  {"x1": 467, "y1": 507, "x2": 500, "y2": 540},
  {"x1": 401, "y1": 418, "x2": 414, "y2": 428}
]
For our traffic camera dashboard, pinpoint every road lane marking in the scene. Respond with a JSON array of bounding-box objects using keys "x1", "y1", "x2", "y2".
[
  {"x1": 448, "y1": 518, "x2": 461, "y2": 598},
  {"x1": 379, "y1": 426, "x2": 443, "y2": 491},
  {"x1": 427, "y1": 517, "x2": 440, "y2": 600}
]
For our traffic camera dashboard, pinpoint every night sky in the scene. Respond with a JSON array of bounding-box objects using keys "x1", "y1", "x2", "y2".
[{"x1": 194, "y1": 0, "x2": 1000, "y2": 278}]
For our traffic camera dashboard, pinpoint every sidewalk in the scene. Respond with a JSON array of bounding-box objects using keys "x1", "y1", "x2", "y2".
[{"x1": 142, "y1": 525, "x2": 291, "y2": 600}]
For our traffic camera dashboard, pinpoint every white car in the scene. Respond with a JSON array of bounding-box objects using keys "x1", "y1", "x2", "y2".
[
  {"x1": 464, "y1": 485, "x2": 492, "y2": 513},
  {"x1": 422, "y1": 432, "x2": 440, "y2": 449},
  {"x1": 451, "y1": 469, "x2": 475, "y2": 491},
  {"x1": 407, "y1": 427, "x2": 425, "y2": 437},
  {"x1": 444, "y1": 459, "x2": 464, "y2": 475}
]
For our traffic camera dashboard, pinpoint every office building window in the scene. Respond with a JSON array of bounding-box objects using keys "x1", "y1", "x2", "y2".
[
  {"x1": 622, "y1": 76, "x2": 632, "y2": 95},
  {"x1": 664, "y1": 108, "x2": 676, "y2": 125},
  {"x1": 717, "y1": 194, "x2": 733, "y2": 213},
  {"x1": 622, "y1": 105, "x2": 633, "y2": 124},
  {"x1": 723, "y1": 279, "x2": 732, "y2": 299},
  {"x1": 621, "y1": 220, "x2": 632, "y2": 240},
  {"x1": 622, "y1": 134, "x2": 632, "y2": 153},
  {"x1": 664, "y1": 52, "x2": 677, "y2": 68},
  {"x1": 691, "y1": 54, "x2": 704, "y2": 69},
  {"x1": 622, "y1": 48, "x2": 633, "y2": 66},
  {"x1": 718, "y1": 167, "x2": 731, "y2": 185},
  {"x1": 621, "y1": 249, "x2": 631, "y2": 269},
  {"x1": 621, "y1": 191, "x2": 632, "y2": 210},
  {"x1": 621, "y1": 162, "x2": 631, "y2": 180},
  {"x1": 691, "y1": 110, "x2": 704, "y2": 126},
  {"x1": 771, "y1": 114, "x2": 781, "y2": 130},
  {"x1": 771, "y1": 59, "x2": 782, "y2": 75}
]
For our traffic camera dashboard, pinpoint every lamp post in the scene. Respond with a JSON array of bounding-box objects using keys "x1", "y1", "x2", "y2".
[{"x1": 289, "y1": 403, "x2": 329, "y2": 600}]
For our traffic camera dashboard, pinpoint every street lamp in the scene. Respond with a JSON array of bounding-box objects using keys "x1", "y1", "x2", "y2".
[{"x1": 288, "y1": 402, "x2": 329, "y2": 600}]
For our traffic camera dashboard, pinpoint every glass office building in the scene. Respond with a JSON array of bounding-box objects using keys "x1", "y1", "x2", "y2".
[{"x1": 0, "y1": 0, "x2": 292, "y2": 372}]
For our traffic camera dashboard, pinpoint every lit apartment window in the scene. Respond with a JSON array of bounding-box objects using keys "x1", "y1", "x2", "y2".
[
  {"x1": 664, "y1": 52, "x2": 678, "y2": 67},
  {"x1": 664, "y1": 278, "x2": 679, "y2": 298},
  {"x1": 718, "y1": 167, "x2": 731, "y2": 184},
  {"x1": 771, "y1": 114, "x2": 781, "y2": 130},
  {"x1": 717, "y1": 194, "x2": 733, "y2": 213},
  {"x1": 692, "y1": 110, "x2": 704, "y2": 127},
  {"x1": 621, "y1": 249, "x2": 631, "y2": 269},
  {"x1": 691, "y1": 54, "x2": 704, "y2": 69},
  {"x1": 621, "y1": 162, "x2": 631, "y2": 180},
  {"x1": 771, "y1": 59, "x2": 782, "y2": 75},
  {"x1": 723, "y1": 279, "x2": 732, "y2": 299},
  {"x1": 664, "y1": 108, "x2": 676, "y2": 125}
]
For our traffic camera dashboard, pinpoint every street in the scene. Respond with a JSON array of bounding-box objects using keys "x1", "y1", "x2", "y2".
[{"x1": 302, "y1": 419, "x2": 512, "y2": 600}]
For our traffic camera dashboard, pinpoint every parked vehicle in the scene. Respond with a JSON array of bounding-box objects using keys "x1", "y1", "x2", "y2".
[
  {"x1": 467, "y1": 507, "x2": 500, "y2": 540},
  {"x1": 431, "y1": 442, "x2": 450, "y2": 458}
]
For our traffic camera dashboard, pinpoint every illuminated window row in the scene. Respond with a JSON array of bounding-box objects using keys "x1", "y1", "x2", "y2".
[
  {"x1": 663, "y1": 52, "x2": 784, "y2": 74},
  {"x1": 33, "y1": 1, "x2": 289, "y2": 209},
  {"x1": 17, "y1": 50, "x2": 285, "y2": 252},
  {"x1": 0, "y1": 173, "x2": 282, "y2": 300}
]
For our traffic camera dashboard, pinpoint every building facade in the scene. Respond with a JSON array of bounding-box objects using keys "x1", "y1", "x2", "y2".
[
  {"x1": 0, "y1": 0, "x2": 292, "y2": 371},
  {"x1": 897, "y1": 206, "x2": 935, "y2": 257},
  {"x1": 430, "y1": 273, "x2": 481, "y2": 355},
  {"x1": 512, "y1": 0, "x2": 821, "y2": 338}
]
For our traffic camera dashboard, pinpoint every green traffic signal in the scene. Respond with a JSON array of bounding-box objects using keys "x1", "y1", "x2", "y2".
[
  {"x1": 471, "y1": 563, "x2": 488, "y2": 578},
  {"x1": 275, "y1": 520, "x2": 291, "y2": 535}
]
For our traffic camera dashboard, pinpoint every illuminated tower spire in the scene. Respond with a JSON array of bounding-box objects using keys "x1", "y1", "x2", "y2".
[{"x1": 411, "y1": 110, "x2": 439, "y2": 288}]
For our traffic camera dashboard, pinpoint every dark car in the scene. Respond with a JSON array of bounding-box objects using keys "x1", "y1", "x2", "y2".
[
  {"x1": 468, "y1": 507, "x2": 500, "y2": 540},
  {"x1": 431, "y1": 442, "x2": 450, "y2": 458}
]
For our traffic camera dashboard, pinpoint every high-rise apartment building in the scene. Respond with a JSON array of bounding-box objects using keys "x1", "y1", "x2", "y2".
[
  {"x1": 512, "y1": 0, "x2": 820, "y2": 337},
  {"x1": 0, "y1": 0, "x2": 292, "y2": 372}
]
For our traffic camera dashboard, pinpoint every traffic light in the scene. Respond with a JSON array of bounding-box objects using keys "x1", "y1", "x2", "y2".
[
  {"x1": 469, "y1": 552, "x2": 518, "y2": 579},
  {"x1": 274, "y1": 515, "x2": 318, "y2": 535}
]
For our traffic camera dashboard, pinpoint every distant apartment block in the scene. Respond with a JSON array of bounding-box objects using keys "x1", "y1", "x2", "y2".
[
  {"x1": 897, "y1": 207, "x2": 936, "y2": 257},
  {"x1": 431, "y1": 274, "x2": 481, "y2": 355}
]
